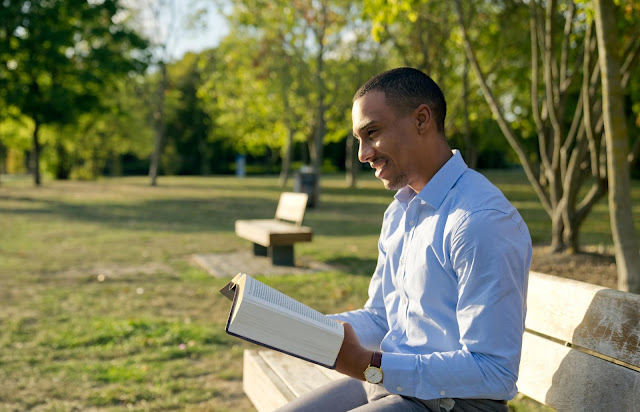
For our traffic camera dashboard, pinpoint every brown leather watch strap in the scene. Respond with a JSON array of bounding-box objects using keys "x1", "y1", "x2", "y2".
[{"x1": 371, "y1": 351, "x2": 382, "y2": 368}]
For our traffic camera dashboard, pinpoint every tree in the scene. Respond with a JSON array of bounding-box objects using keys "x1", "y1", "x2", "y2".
[
  {"x1": 199, "y1": 31, "x2": 310, "y2": 174},
  {"x1": 202, "y1": 0, "x2": 359, "y2": 194},
  {"x1": 363, "y1": 0, "x2": 532, "y2": 170},
  {"x1": 450, "y1": 0, "x2": 640, "y2": 254},
  {"x1": 162, "y1": 52, "x2": 216, "y2": 175},
  {"x1": 322, "y1": 26, "x2": 386, "y2": 187},
  {"x1": 46, "y1": 75, "x2": 153, "y2": 179},
  {"x1": 121, "y1": 0, "x2": 186, "y2": 186},
  {"x1": 0, "y1": 0, "x2": 149, "y2": 186},
  {"x1": 593, "y1": 0, "x2": 640, "y2": 293}
]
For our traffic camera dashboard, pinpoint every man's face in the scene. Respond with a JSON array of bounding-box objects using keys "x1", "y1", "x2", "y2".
[{"x1": 352, "y1": 91, "x2": 420, "y2": 191}]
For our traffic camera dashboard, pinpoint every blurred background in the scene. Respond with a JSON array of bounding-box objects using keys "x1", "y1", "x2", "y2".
[{"x1": 3, "y1": 0, "x2": 637, "y2": 186}]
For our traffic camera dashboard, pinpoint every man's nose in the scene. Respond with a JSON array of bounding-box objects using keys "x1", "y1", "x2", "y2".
[{"x1": 358, "y1": 140, "x2": 374, "y2": 163}]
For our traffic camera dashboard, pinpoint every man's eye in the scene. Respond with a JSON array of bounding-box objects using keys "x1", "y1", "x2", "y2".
[{"x1": 367, "y1": 129, "x2": 377, "y2": 136}]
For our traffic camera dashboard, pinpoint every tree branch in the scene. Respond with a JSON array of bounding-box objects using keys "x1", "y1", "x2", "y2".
[
  {"x1": 559, "y1": 1, "x2": 575, "y2": 93},
  {"x1": 530, "y1": 0, "x2": 552, "y2": 177},
  {"x1": 453, "y1": 0, "x2": 551, "y2": 216}
]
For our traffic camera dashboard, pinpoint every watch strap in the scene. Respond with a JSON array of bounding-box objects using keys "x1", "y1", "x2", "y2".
[{"x1": 370, "y1": 351, "x2": 382, "y2": 368}]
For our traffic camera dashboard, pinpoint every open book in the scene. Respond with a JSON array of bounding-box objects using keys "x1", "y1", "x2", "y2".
[{"x1": 220, "y1": 273, "x2": 344, "y2": 369}]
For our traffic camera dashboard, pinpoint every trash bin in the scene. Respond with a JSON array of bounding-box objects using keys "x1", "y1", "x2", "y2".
[{"x1": 294, "y1": 166, "x2": 317, "y2": 208}]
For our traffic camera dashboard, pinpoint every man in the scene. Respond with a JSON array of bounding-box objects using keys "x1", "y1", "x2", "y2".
[{"x1": 277, "y1": 67, "x2": 532, "y2": 412}]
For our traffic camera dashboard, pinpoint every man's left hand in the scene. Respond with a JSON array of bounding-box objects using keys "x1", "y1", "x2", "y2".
[{"x1": 335, "y1": 321, "x2": 373, "y2": 381}]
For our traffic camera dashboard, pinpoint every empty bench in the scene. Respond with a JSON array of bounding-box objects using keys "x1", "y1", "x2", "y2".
[
  {"x1": 242, "y1": 271, "x2": 640, "y2": 412},
  {"x1": 235, "y1": 192, "x2": 313, "y2": 266}
]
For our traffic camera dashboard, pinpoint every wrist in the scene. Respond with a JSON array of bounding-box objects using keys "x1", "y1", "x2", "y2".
[
  {"x1": 363, "y1": 351, "x2": 384, "y2": 384},
  {"x1": 354, "y1": 349, "x2": 373, "y2": 381}
]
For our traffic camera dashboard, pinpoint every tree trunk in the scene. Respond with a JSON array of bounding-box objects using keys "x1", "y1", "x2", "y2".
[
  {"x1": 149, "y1": 62, "x2": 168, "y2": 186},
  {"x1": 345, "y1": 132, "x2": 358, "y2": 188},
  {"x1": 593, "y1": 0, "x2": 640, "y2": 293},
  {"x1": 550, "y1": 208, "x2": 565, "y2": 253},
  {"x1": 462, "y1": 57, "x2": 477, "y2": 169},
  {"x1": 31, "y1": 120, "x2": 41, "y2": 186},
  {"x1": 279, "y1": 129, "x2": 294, "y2": 187},
  {"x1": 311, "y1": 69, "x2": 325, "y2": 200},
  {"x1": 54, "y1": 140, "x2": 72, "y2": 180},
  {"x1": 452, "y1": 0, "x2": 551, "y2": 215}
]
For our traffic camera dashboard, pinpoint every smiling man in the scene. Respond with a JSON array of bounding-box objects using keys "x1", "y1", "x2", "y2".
[{"x1": 276, "y1": 67, "x2": 532, "y2": 412}]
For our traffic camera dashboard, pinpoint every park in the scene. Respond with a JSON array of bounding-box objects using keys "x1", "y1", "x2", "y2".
[{"x1": 2, "y1": 0, "x2": 640, "y2": 411}]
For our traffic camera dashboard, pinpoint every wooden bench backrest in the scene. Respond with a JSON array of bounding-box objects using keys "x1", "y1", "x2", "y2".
[
  {"x1": 274, "y1": 192, "x2": 309, "y2": 226},
  {"x1": 518, "y1": 271, "x2": 640, "y2": 411}
]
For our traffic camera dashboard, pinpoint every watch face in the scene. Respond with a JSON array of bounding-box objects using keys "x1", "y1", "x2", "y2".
[{"x1": 364, "y1": 366, "x2": 383, "y2": 384}]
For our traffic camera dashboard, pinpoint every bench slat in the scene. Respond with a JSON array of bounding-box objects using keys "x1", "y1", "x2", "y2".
[
  {"x1": 526, "y1": 271, "x2": 640, "y2": 368},
  {"x1": 259, "y1": 350, "x2": 334, "y2": 398},
  {"x1": 316, "y1": 364, "x2": 344, "y2": 381},
  {"x1": 517, "y1": 331, "x2": 640, "y2": 412},
  {"x1": 243, "y1": 350, "x2": 296, "y2": 412},
  {"x1": 235, "y1": 219, "x2": 312, "y2": 247},
  {"x1": 275, "y1": 192, "x2": 309, "y2": 225}
]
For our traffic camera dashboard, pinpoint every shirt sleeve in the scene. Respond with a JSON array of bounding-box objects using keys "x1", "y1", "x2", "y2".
[{"x1": 380, "y1": 209, "x2": 532, "y2": 400}]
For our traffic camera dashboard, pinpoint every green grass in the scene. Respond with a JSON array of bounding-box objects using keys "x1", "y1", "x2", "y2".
[{"x1": 1, "y1": 172, "x2": 638, "y2": 411}]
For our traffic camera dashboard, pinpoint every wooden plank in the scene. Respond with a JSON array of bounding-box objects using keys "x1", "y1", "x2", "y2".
[
  {"x1": 275, "y1": 192, "x2": 309, "y2": 225},
  {"x1": 259, "y1": 350, "x2": 333, "y2": 398},
  {"x1": 243, "y1": 350, "x2": 296, "y2": 412},
  {"x1": 315, "y1": 364, "x2": 344, "y2": 381},
  {"x1": 526, "y1": 271, "x2": 640, "y2": 368},
  {"x1": 517, "y1": 331, "x2": 640, "y2": 412},
  {"x1": 235, "y1": 219, "x2": 273, "y2": 246},
  {"x1": 235, "y1": 219, "x2": 312, "y2": 247}
]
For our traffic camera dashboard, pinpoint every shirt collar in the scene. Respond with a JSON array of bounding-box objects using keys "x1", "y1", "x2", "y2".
[{"x1": 394, "y1": 150, "x2": 468, "y2": 210}]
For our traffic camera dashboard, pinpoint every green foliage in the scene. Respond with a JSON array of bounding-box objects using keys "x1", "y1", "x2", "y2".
[
  {"x1": 0, "y1": 0, "x2": 150, "y2": 183},
  {"x1": 42, "y1": 76, "x2": 153, "y2": 180},
  {"x1": 362, "y1": 0, "x2": 532, "y2": 167},
  {"x1": 198, "y1": 13, "x2": 313, "y2": 157},
  {"x1": 0, "y1": 0, "x2": 149, "y2": 124}
]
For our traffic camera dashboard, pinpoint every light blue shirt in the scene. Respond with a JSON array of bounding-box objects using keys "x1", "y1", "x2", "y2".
[{"x1": 332, "y1": 150, "x2": 532, "y2": 401}]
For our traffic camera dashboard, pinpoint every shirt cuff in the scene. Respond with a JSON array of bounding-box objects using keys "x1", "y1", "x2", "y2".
[{"x1": 380, "y1": 352, "x2": 416, "y2": 397}]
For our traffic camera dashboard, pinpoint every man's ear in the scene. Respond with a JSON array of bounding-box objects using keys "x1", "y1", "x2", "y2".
[{"x1": 415, "y1": 104, "x2": 431, "y2": 134}]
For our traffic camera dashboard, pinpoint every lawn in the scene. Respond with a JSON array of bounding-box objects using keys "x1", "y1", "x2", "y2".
[{"x1": 1, "y1": 171, "x2": 637, "y2": 411}]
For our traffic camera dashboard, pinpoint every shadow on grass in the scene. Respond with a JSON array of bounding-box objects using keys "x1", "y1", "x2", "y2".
[
  {"x1": 2, "y1": 188, "x2": 389, "y2": 238},
  {"x1": 326, "y1": 256, "x2": 377, "y2": 276}
]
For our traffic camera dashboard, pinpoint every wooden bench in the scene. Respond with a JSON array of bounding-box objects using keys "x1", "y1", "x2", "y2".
[
  {"x1": 235, "y1": 192, "x2": 313, "y2": 266},
  {"x1": 242, "y1": 271, "x2": 640, "y2": 411}
]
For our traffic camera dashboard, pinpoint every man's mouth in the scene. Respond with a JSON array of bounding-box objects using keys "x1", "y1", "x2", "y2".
[{"x1": 370, "y1": 159, "x2": 387, "y2": 179}]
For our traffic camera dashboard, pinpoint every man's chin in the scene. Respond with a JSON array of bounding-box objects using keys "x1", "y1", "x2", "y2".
[
  {"x1": 382, "y1": 179, "x2": 405, "y2": 191},
  {"x1": 377, "y1": 172, "x2": 408, "y2": 190}
]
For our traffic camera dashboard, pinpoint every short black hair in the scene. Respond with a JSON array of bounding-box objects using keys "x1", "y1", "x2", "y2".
[{"x1": 353, "y1": 67, "x2": 446, "y2": 133}]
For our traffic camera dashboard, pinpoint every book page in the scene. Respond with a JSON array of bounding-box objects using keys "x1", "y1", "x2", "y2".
[{"x1": 246, "y1": 276, "x2": 341, "y2": 332}]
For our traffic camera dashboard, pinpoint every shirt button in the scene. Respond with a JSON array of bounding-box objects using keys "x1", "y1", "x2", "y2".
[
  {"x1": 409, "y1": 220, "x2": 415, "y2": 226},
  {"x1": 440, "y1": 390, "x2": 446, "y2": 396},
  {"x1": 396, "y1": 386, "x2": 403, "y2": 392},
  {"x1": 400, "y1": 257, "x2": 406, "y2": 265},
  {"x1": 391, "y1": 336, "x2": 397, "y2": 341}
]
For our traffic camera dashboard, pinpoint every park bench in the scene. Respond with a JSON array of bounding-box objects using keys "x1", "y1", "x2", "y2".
[
  {"x1": 241, "y1": 271, "x2": 640, "y2": 412},
  {"x1": 235, "y1": 192, "x2": 313, "y2": 266}
]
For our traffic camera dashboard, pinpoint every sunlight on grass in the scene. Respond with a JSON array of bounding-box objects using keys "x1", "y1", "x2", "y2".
[{"x1": 1, "y1": 172, "x2": 637, "y2": 410}]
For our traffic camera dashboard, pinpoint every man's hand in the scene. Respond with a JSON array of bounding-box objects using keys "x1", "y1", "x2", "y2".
[{"x1": 335, "y1": 321, "x2": 373, "y2": 381}]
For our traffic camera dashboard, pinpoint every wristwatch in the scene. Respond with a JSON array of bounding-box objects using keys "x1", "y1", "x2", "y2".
[{"x1": 363, "y1": 351, "x2": 383, "y2": 384}]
